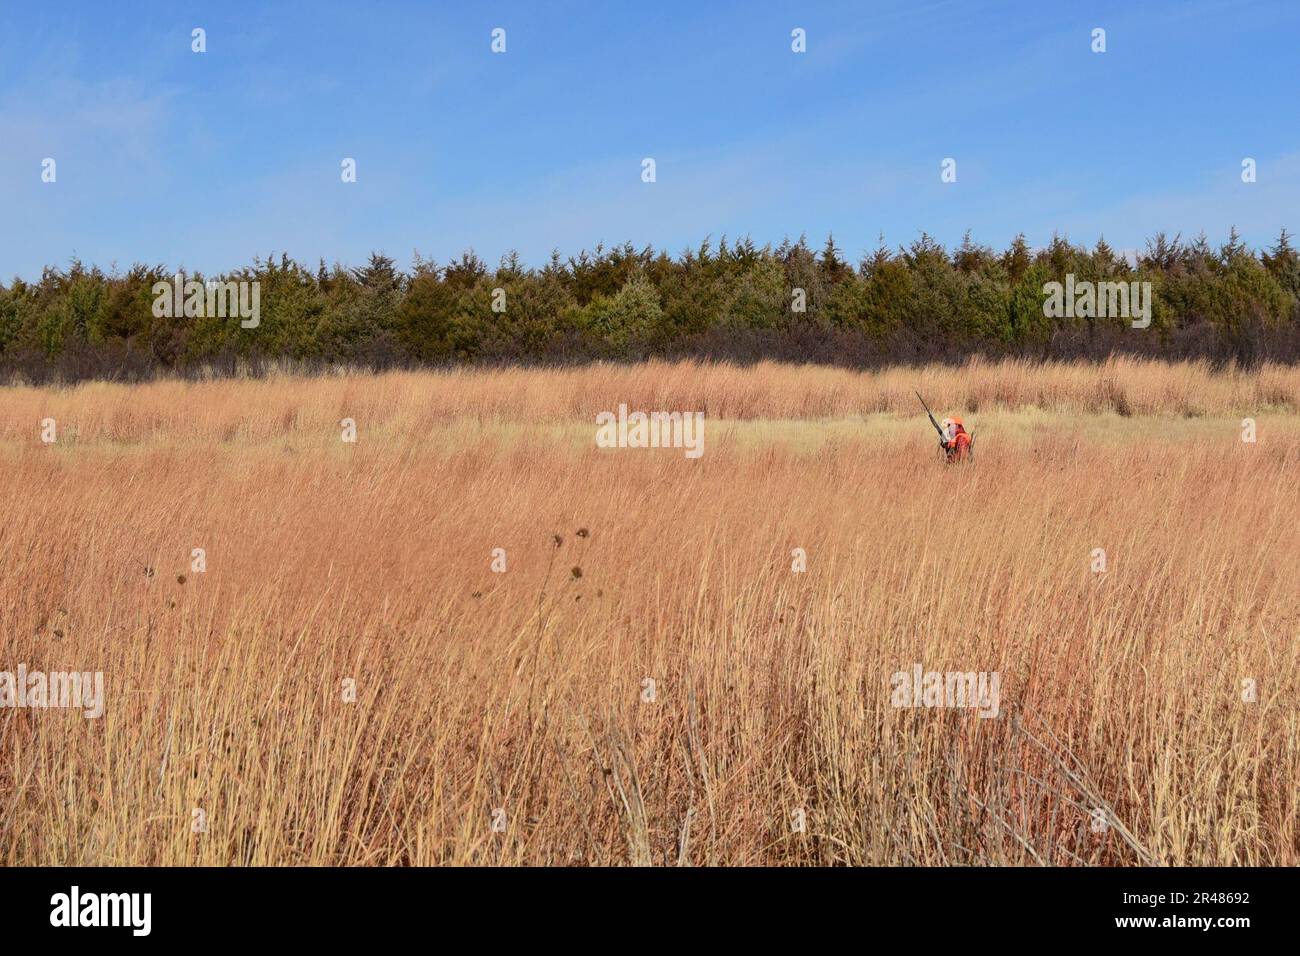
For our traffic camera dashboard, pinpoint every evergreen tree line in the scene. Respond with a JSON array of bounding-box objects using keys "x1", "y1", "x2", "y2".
[{"x1": 3, "y1": 229, "x2": 1299, "y2": 382}]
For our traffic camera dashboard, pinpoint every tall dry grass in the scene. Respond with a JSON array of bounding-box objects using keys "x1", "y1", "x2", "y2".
[
  {"x1": 1, "y1": 357, "x2": 1298, "y2": 445},
  {"x1": 1, "y1": 360, "x2": 1297, "y2": 866}
]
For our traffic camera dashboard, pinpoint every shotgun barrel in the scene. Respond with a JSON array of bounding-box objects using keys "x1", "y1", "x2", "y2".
[{"x1": 914, "y1": 390, "x2": 946, "y2": 442}]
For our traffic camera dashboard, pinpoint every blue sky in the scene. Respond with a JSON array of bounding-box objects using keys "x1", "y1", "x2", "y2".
[{"x1": 2, "y1": 0, "x2": 1298, "y2": 280}]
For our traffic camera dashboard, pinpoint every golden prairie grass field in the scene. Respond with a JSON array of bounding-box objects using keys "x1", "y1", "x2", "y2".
[{"x1": 1, "y1": 358, "x2": 1297, "y2": 866}]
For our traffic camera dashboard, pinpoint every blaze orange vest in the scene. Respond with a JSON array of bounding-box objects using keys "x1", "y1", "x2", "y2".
[{"x1": 947, "y1": 428, "x2": 970, "y2": 461}]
